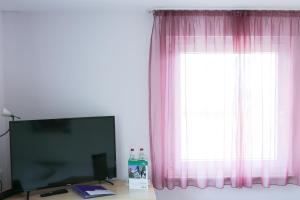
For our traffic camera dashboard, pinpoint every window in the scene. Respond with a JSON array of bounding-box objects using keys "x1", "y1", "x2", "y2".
[{"x1": 180, "y1": 52, "x2": 278, "y2": 161}]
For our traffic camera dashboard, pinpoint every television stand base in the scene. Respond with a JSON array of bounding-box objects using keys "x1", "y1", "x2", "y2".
[{"x1": 101, "y1": 179, "x2": 114, "y2": 185}]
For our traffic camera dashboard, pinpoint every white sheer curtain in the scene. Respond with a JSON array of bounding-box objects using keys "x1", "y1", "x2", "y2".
[{"x1": 149, "y1": 10, "x2": 300, "y2": 189}]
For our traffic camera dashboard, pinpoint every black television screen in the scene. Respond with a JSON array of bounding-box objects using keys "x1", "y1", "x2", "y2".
[{"x1": 9, "y1": 116, "x2": 116, "y2": 191}]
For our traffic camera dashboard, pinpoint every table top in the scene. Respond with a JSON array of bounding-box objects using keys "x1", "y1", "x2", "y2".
[{"x1": 6, "y1": 180, "x2": 156, "y2": 200}]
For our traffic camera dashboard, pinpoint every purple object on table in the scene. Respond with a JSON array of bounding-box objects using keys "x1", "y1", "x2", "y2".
[{"x1": 72, "y1": 185, "x2": 115, "y2": 199}]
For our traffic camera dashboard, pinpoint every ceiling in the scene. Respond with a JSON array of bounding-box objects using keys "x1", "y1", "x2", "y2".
[{"x1": 0, "y1": 0, "x2": 300, "y2": 11}]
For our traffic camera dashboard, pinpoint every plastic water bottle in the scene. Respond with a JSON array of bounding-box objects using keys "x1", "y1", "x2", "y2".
[
  {"x1": 129, "y1": 148, "x2": 135, "y2": 160},
  {"x1": 138, "y1": 148, "x2": 146, "y2": 160}
]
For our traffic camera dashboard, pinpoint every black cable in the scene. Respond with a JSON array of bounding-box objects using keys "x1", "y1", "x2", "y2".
[
  {"x1": 0, "y1": 130, "x2": 8, "y2": 192},
  {"x1": 0, "y1": 179, "x2": 3, "y2": 193},
  {"x1": 0, "y1": 129, "x2": 9, "y2": 138}
]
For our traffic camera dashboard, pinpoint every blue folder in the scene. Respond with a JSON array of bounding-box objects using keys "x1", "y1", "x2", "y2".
[{"x1": 72, "y1": 185, "x2": 115, "y2": 199}]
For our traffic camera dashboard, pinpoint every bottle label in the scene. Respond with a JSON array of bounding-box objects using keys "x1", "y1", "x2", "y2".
[{"x1": 128, "y1": 159, "x2": 148, "y2": 165}]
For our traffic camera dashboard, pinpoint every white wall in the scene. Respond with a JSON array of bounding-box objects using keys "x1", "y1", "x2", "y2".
[
  {"x1": 1, "y1": 10, "x2": 152, "y2": 186},
  {"x1": 2, "y1": 11, "x2": 300, "y2": 200}
]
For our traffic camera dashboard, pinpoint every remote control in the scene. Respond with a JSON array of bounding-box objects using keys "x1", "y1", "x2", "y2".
[{"x1": 40, "y1": 189, "x2": 68, "y2": 197}]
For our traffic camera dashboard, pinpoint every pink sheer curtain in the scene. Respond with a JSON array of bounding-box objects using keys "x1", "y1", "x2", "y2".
[{"x1": 149, "y1": 10, "x2": 300, "y2": 189}]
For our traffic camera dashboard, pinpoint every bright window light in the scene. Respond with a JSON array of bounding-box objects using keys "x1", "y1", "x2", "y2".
[{"x1": 180, "y1": 52, "x2": 278, "y2": 161}]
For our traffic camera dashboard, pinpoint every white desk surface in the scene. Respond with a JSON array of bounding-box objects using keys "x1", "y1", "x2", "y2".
[{"x1": 7, "y1": 180, "x2": 156, "y2": 200}]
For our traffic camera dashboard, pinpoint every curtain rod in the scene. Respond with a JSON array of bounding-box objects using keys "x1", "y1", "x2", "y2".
[{"x1": 148, "y1": 8, "x2": 300, "y2": 13}]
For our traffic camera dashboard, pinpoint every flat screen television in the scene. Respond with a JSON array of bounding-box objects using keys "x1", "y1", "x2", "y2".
[{"x1": 9, "y1": 116, "x2": 116, "y2": 192}]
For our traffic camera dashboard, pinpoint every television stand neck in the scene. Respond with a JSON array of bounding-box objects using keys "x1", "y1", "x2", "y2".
[{"x1": 26, "y1": 191, "x2": 30, "y2": 200}]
